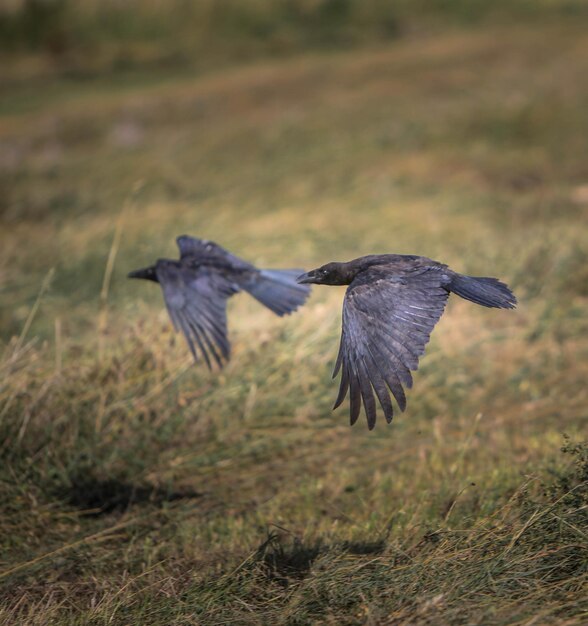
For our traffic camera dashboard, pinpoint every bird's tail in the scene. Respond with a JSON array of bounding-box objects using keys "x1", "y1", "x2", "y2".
[
  {"x1": 449, "y1": 274, "x2": 517, "y2": 309},
  {"x1": 245, "y1": 269, "x2": 311, "y2": 316}
]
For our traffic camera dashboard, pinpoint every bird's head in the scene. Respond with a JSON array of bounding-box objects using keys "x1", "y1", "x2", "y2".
[
  {"x1": 297, "y1": 262, "x2": 350, "y2": 286},
  {"x1": 128, "y1": 265, "x2": 158, "y2": 282}
]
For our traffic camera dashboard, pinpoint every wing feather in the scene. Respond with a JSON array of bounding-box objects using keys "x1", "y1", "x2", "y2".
[
  {"x1": 156, "y1": 261, "x2": 237, "y2": 369},
  {"x1": 363, "y1": 346, "x2": 395, "y2": 423},
  {"x1": 348, "y1": 360, "x2": 362, "y2": 426},
  {"x1": 333, "y1": 348, "x2": 350, "y2": 409},
  {"x1": 333, "y1": 267, "x2": 449, "y2": 428}
]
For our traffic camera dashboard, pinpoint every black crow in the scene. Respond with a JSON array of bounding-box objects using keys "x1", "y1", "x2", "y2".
[
  {"x1": 297, "y1": 255, "x2": 516, "y2": 429},
  {"x1": 129, "y1": 235, "x2": 311, "y2": 368}
]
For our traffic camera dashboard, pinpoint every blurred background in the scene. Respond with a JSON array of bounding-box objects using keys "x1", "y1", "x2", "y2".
[{"x1": 1, "y1": 1, "x2": 587, "y2": 624}]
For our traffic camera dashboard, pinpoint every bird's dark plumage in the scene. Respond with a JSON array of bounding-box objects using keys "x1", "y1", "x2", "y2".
[
  {"x1": 297, "y1": 254, "x2": 516, "y2": 429},
  {"x1": 129, "y1": 236, "x2": 311, "y2": 368}
]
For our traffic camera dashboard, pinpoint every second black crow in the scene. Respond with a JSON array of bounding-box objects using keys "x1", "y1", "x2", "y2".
[
  {"x1": 297, "y1": 254, "x2": 516, "y2": 429},
  {"x1": 129, "y1": 235, "x2": 311, "y2": 368}
]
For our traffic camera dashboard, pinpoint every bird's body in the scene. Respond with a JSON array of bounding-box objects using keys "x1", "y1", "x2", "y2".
[
  {"x1": 297, "y1": 254, "x2": 516, "y2": 429},
  {"x1": 129, "y1": 236, "x2": 311, "y2": 368}
]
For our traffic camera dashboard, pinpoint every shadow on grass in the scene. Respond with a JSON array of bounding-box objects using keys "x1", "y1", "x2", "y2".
[
  {"x1": 258, "y1": 534, "x2": 386, "y2": 586},
  {"x1": 58, "y1": 475, "x2": 202, "y2": 516}
]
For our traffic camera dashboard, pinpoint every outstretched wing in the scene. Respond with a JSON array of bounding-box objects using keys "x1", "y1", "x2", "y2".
[
  {"x1": 155, "y1": 261, "x2": 239, "y2": 369},
  {"x1": 176, "y1": 235, "x2": 253, "y2": 272},
  {"x1": 333, "y1": 266, "x2": 450, "y2": 429}
]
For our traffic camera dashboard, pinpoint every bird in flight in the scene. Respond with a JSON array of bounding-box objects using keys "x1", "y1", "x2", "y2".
[
  {"x1": 129, "y1": 235, "x2": 311, "y2": 368},
  {"x1": 297, "y1": 255, "x2": 516, "y2": 429}
]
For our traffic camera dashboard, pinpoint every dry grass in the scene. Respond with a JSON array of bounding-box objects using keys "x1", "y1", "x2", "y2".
[{"x1": 0, "y1": 14, "x2": 587, "y2": 626}]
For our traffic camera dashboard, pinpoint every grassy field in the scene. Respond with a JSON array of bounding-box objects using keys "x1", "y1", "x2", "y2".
[{"x1": 1, "y1": 10, "x2": 588, "y2": 626}]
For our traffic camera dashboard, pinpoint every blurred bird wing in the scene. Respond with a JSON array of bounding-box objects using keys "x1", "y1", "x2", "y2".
[
  {"x1": 156, "y1": 263, "x2": 239, "y2": 369},
  {"x1": 334, "y1": 267, "x2": 449, "y2": 429},
  {"x1": 176, "y1": 235, "x2": 219, "y2": 258},
  {"x1": 176, "y1": 235, "x2": 253, "y2": 271}
]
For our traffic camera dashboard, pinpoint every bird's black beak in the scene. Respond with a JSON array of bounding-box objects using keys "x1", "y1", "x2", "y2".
[
  {"x1": 128, "y1": 266, "x2": 158, "y2": 282},
  {"x1": 296, "y1": 270, "x2": 317, "y2": 285}
]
